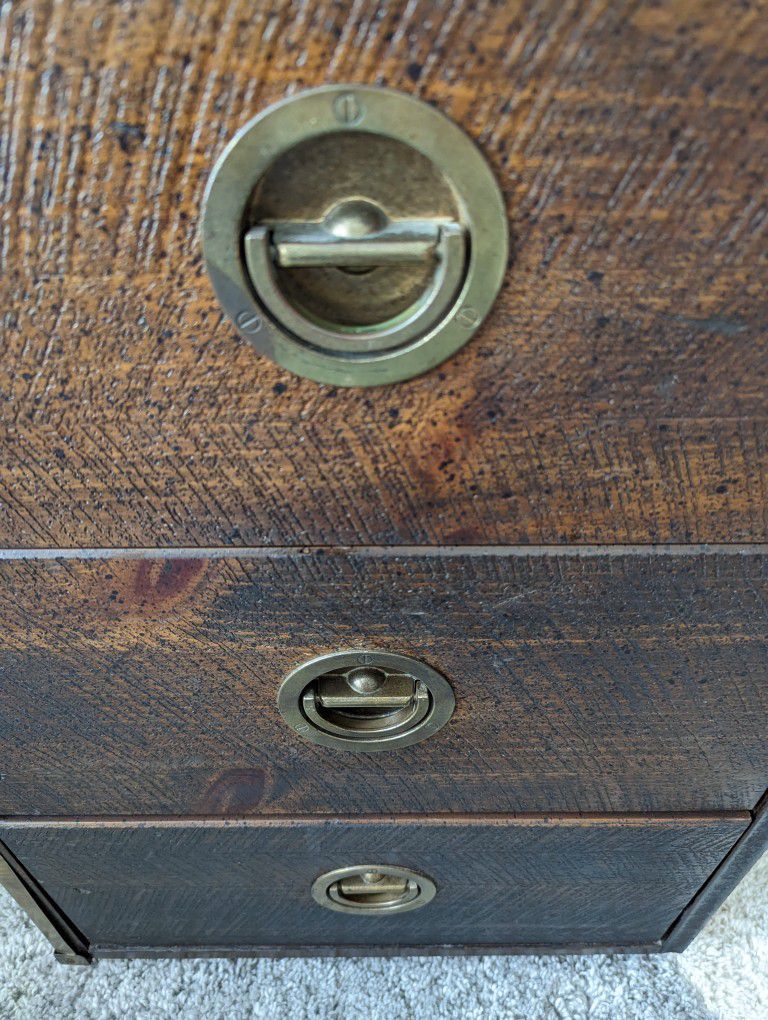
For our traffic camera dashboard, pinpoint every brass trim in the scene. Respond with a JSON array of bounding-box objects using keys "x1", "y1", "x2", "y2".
[
  {"x1": 0, "y1": 839, "x2": 91, "y2": 966},
  {"x1": 277, "y1": 650, "x2": 455, "y2": 752},
  {"x1": 311, "y1": 865, "x2": 437, "y2": 915}
]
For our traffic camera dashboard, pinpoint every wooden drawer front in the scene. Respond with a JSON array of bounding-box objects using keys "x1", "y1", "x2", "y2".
[
  {"x1": 2, "y1": 549, "x2": 767, "y2": 817},
  {"x1": 0, "y1": 816, "x2": 748, "y2": 954},
  {"x1": 1, "y1": 1, "x2": 766, "y2": 549}
]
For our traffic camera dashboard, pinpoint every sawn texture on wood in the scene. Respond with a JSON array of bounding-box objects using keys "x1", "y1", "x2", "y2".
[
  {"x1": 0, "y1": 548, "x2": 766, "y2": 817},
  {"x1": 0, "y1": 815, "x2": 749, "y2": 949},
  {"x1": 0, "y1": 0, "x2": 766, "y2": 546}
]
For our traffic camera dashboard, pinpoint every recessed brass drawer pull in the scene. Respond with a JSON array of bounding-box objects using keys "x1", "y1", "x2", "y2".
[
  {"x1": 202, "y1": 84, "x2": 507, "y2": 386},
  {"x1": 277, "y1": 650, "x2": 455, "y2": 751},
  {"x1": 311, "y1": 865, "x2": 436, "y2": 915}
]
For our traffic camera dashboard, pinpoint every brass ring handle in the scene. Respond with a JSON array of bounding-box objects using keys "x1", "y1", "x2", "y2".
[
  {"x1": 300, "y1": 672, "x2": 431, "y2": 740},
  {"x1": 311, "y1": 865, "x2": 437, "y2": 915},
  {"x1": 243, "y1": 216, "x2": 466, "y2": 356},
  {"x1": 269, "y1": 206, "x2": 444, "y2": 268},
  {"x1": 277, "y1": 651, "x2": 455, "y2": 752},
  {"x1": 201, "y1": 85, "x2": 508, "y2": 386}
]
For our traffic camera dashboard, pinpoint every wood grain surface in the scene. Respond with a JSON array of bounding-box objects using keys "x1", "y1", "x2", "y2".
[
  {"x1": 1, "y1": 0, "x2": 767, "y2": 547},
  {"x1": 1, "y1": 547, "x2": 766, "y2": 817},
  {"x1": 0, "y1": 815, "x2": 749, "y2": 949}
]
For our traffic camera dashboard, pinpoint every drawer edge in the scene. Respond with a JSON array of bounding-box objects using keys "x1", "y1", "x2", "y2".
[
  {"x1": 0, "y1": 839, "x2": 90, "y2": 965},
  {"x1": 89, "y1": 941, "x2": 664, "y2": 960},
  {"x1": 663, "y1": 788, "x2": 768, "y2": 951},
  {"x1": 0, "y1": 811, "x2": 753, "y2": 830}
]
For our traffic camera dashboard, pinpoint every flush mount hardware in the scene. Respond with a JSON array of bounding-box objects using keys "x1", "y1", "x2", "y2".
[
  {"x1": 277, "y1": 650, "x2": 455, "y2": 752},
  {"x1": 311, "y1": 865, "x2": 437, "y2": 915},
  {"x1": 202, "y1": 85, "x2": 508, "y2": 386}
]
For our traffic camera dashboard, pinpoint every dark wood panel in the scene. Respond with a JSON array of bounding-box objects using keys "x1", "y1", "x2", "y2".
[
  {"x1": 0, "y1": 815, "x2": 748, "y2": 949},
  {"x1": 1, "y1": 0, "x2": 766, "y2": 546},
  {"x1": 1, "y1": 548, "x2": 766, "y2": 816}
]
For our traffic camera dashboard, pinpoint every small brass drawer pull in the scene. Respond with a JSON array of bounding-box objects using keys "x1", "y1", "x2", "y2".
[
  {"x1": 277, "y1": 650, "x2": 454, "y2": 752},
  {"x1": 311, "y1": 865, "x2": 436, "y2": 915},
  {"x1": 202, "y1": 84, "x2": 507, "y2": 386}
]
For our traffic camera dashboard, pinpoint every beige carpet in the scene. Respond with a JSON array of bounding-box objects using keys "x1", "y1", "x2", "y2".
[{"x1": 1, "y1": 852, "x2": 766, "y2": 1019}]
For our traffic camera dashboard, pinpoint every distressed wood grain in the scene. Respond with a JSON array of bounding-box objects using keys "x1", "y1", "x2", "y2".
[
  {"x1": 0, "y1": 815, "x2": 749, "y2": 949},
  {"x1": 1, "y1": 547, "x2": 766, "y2": 817},
  {"x1": 0, "y1": 0, "x2": 766, "y2": 546}
]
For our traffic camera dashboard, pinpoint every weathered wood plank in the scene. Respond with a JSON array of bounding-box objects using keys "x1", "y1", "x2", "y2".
[
  {"x1": 0, "y1": 548, "x2": 766, "y2": 816},
  {"x1": 0, "y1": 815, "x2": 749, "y2": 949},
  {"x1": 0, "y1": 0, "x2": 766, "y2": 545}
]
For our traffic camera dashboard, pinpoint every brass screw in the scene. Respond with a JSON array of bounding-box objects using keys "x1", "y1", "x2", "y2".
[{"x1": 333, "y1": 91, "x2": 364, "y2": 125}]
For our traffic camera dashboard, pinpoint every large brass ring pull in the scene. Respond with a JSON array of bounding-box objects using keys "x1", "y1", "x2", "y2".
[
  {"x1": 201, "y1": 84, "x2": 508, "y2": 386},
  {"x1": 277, "y1": 650, "x2": 455, "y2": 752},
  {"x1": 311, "y1": 865, "x2": 437, "y2": 915}
]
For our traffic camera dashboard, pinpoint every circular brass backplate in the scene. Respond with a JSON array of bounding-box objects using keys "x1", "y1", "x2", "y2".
[
  {"x1": 202, "y1": 85, "x2": 508, "y2": 386},
  {"x1": 277, "y1": 650, "x2": 455, "y2": 752},
  {"x1": 311, "y1": 865, "x2": 437, "y2": 915}
]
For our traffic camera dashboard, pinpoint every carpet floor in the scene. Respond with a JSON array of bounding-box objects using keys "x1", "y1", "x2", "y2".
[{"x1": 0, "y1": 852, "x2": 765, "y2": 1019}]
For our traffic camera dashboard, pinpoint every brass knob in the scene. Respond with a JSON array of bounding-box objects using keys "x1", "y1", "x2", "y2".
[
  {"x1": 202, "y1": 85, "x2": 507, "y2": 386},
  {"x1": 277, "y1": 650, "x2": 455, "y2": 752},
  {"x1": 312, "y1": 865, "x2": 436, "y2": 915}
]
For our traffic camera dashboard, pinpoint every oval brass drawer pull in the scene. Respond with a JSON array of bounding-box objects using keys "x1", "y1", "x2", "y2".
[
  {"x1": 277, "y1": 650, "x2": 455, "y2": 751},
  {"x1": 311, "y1": 865, "x2": 436, "y2": 915}
]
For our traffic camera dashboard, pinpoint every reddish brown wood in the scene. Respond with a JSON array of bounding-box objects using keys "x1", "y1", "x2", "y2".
[{"x1": 0, "y1": 0, "x2": 766, "y2": 546}]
